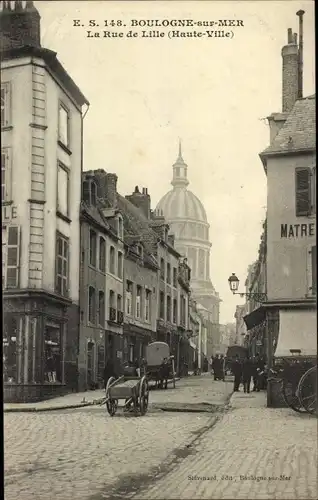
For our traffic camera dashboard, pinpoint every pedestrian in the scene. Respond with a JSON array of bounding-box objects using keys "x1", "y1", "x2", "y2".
[
  {"x1": 193, "y1": 357, "x2": 198, "y2": 375},
  {"x1": 104, "y1": 357, "x2": 115, "y2": 389},
  {"x1": 252, "y1": 354, "x2": 261, "y2": 391},
  {"x1": 134, "y1": 358, "x2": 141, "y2": 377},
  {"x1": 219, "y1": 354, "x2": 225, "y2": 381},
  {"x1": 209, "y1": 356, "x2": 214, "y2": 376},
  {"x1": 231, "y1": 355, "x2": 242, "y2": 391},
  {"x1": 242, "y1": 356, "x2": 254, "y2": 393}
]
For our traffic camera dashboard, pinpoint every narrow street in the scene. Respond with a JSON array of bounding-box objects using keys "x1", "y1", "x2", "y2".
[{"x1": 4, "y1": 375, "x2": 232, "y2": 500}]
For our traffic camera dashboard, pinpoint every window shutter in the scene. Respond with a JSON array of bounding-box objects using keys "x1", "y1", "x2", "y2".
[
  {"x1": 311, "y1": 246, "x2": 316, "y2": 295},
  {"x1": 6, "y1": 226, "x2": 20, "y2": 288},
  {"x1": 295, "y1": 168, "x2": 310, "y2": 216}
]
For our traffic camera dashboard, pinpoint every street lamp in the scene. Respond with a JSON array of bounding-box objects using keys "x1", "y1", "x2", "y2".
[{"x1": 227, "y1": 273, "x2": 267, "y2": 302}]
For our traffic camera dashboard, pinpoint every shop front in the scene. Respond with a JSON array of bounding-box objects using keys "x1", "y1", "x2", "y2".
[
  {"x1": 123, "y1": 323, "x2": 154, "y2": 369},
  {"x1": 3, "y1": 292, "x2": 79, "y2": 403}
]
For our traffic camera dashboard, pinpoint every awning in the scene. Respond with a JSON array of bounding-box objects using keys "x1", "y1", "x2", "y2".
[
  {"x1": 243, "y1": 306, "x2": 266, "y2": 331},
  {"x1": 275, "y1": 309, "x2": 317, "y2": 357}
]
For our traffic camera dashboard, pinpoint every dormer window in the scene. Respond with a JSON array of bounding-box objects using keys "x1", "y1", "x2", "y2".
[{"x1": 83, "y1": 179, "x2": 97, "y2": 206}]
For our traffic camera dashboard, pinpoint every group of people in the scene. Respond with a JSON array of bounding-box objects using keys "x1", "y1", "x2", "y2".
[
  {"x1": 231, "y1": 354, "x2": 267, "y2": 393},
  {"x1": 210, "y1": 354, "x2": 226, "y2": 381}
]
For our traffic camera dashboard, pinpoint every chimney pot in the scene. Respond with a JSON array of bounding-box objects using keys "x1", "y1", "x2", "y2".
[{"x1": 287, "y1": 28, "x2": 293, "y2": 43}]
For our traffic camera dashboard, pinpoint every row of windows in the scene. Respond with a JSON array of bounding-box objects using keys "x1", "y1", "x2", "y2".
[
  {"x1": 87, "y1": 287, "x2": 122, "y2": 326},
  {"x1": 125, "y1": 281, "x2": 152, "y2": 322},
  {"x1": 89, "y1": 229, "x2": 123, "y2": 278},
  {"x1": 158, "y1": 292, "x2": 187, "y2": 325},
  {"x1": 160, "y1": 258, "x2": 178, "y2": 285},
  {"x1": 1, "y1": 82, "x2": 71, "y2": 150}
]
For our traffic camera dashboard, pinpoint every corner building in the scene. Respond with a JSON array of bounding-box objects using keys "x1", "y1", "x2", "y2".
[
  {"x1": 1, "y1": 2, "x2": 89, "y2": 402},
  {"x1": 156, "y1": 144, "x2": 221, "y2": 356}
]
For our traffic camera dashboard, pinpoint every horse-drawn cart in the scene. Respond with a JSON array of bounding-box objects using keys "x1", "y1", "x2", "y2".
[
  {"x1": 145, "y1": 341, "x2": 176, "y2": 389},
  {"x1": 104, "y1": 375, "x2": 149, "y2": 416}
]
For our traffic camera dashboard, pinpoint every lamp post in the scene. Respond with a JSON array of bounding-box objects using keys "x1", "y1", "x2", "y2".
[{"x1": 227, "y1": 273, "x2": 267, "y2": 302}]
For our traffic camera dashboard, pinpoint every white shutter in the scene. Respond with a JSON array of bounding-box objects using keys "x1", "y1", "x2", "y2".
[
  {"x1": 6, "y1": 225, "x2": 21, "y2": 288},
  {"x1": 1, "y1": 83, "x2": 11, "y2": 128}
]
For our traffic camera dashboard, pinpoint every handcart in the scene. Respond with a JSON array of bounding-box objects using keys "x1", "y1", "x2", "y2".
[{"x1": 104, "y1": 375, "x2": 149, "y2": 417}]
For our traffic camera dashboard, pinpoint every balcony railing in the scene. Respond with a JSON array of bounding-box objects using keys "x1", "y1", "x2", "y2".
[
  {"x1": 109, "y1": 307, "x2": 116, "y2": 322},
  {"x1": 117, "y1": 310, "x2": 124, "y2": 324}
]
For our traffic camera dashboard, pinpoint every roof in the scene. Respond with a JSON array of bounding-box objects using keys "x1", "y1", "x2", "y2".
[
  {"x1": 80, "y1": 202, "x2": 118, "y2": 241},
  {"x1": 156, "y1": 188, "x2": 208, "y2": 223},
  {"x1": 1, "y1": 45, "x2": 89, "y2": 107},
  {"x1": 116, "y1": 194, "x2": 160, "y2": 269},
  {"x1": 261, "y1": 95, "x2": 316, "y2": 157}
]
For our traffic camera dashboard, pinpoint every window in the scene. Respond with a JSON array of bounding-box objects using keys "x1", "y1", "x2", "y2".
[
  {"x1": 295, "y1": 167, "x2": 314, "y2": 217},
  {"x1": 126, "y1": 281, "x2": 133, "y2": 315},
  {"x1": 89, "y1": 230, "x2": 97, "y2": 267},
  {"x1": 3, "y1": 226, "x2": 21, "y2": 288},
  {"x1": 58, "y1": 103, "x2": 70, "y2": 148},
  {"x1": 173, "y1": 267, "x2": 177, "y2": 287},
  {"x1": 307, "y1": 245, "x2": 317, "y2": 296},
  {"x1": 57, "y1": 163, "x2": 69, "y2": 217},
  {"x1": 167, "y1": 295, "x2": 171, "y2": 322},
  {"x1": 180, "y1": 295, "x2": 186, "y2": 326},
  {"x1": 136, "y1": 285, "x2": 142, "y2": 319},
  {"x1": 145, "y1": 289, "x2": 151, "y2": 322},
  {"x1": 3, "y1": 315, "x2": 18, "y2": 382},
  {"x1": 167, "y1": 263, "x2": 171, "y2": 284},
  {"x1": 109, "y1": 246, "x2": 115, "y2": 274},
  {"x1": 117, "y1": 294, "x2": 122, "y2": 311},
  {"x1": 173, "y1": 299, "x2": 177, "y2": 324},
  {"x1": 159, "y1": 291, "x2": 165, "y2": 319},
  {"x1": 98, "y1": 291, "x2": 105, "y2": 326},
  {"x1": 117, "y1": 251, "x2": 123, "y2": 279},
  {"x1": 160, "y1": 258, "x2": 165, "y2": 280},
  {"x1": 55, "y1": 233, "x2": 69, "y2": 296},
  {"x1": 109, "y1": 290, "x2": 116, "y2": 321},
  {"x1": 99, "y1": 237, "x2": 106, "y2": 272},
  {"x1": 83, "y1": 180, "x2": 97, "y2": 206},
  {"x1": 44, "y1": 323, "x2": 63, "y2": 383},
  {"x1": 88, "y1": 287, "x2": 96, "y2": 323},
  {"x1": 1, "y1": 83, "x2": 11, "y2": 128},
  {"x1": 118, "y1": 216, "x2": 123, "y2": 239}
]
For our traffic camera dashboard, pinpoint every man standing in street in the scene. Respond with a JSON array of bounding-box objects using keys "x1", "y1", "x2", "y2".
[
  {"x1": 231, "y1": 355, "x2": 242, "y2": 391},
  {"x1": 242, "y1": 355, "x2": 253, "y2": 393}
]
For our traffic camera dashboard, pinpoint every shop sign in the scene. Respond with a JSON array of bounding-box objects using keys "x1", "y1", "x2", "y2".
[
  {"x1": 256, "y1": 340, "x2": 263, "y2": 346},
  {"x1": 2, "y1": 205, "x2": 17, "y2": 222},
  {"x1": 280, "y1": 223, "x2": 315, "y2": 239},
  {"x1": 116, "y1": 350, "x2": 123, "y2": 359}
]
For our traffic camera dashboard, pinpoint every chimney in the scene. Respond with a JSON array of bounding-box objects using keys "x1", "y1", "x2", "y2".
[
  {"x1": 125, "y1": 186, "x2": 151, "y2": 219},
  {"x1": 296, "y1": 10, "x2": 305, "y2": 99},
  {"x1": 92, "y1": 169, "x2": 118, "y2": 208},
  {"x1": 281, "y1": 26, "x2": 299, "y2": 112},
  {"x1": 0, "y1": 1, "x2": 41, "y2": 51}
]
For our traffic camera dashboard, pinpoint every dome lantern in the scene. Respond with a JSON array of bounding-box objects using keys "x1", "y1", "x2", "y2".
[{"x1": 171, "y1": 139, "x2": 189, "y2": 188}]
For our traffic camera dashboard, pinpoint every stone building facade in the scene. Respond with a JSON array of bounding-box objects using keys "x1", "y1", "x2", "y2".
[
  {"x1": 2, "y1": 2, "x2": 89, "y2": 402},
  {"x1": 78, "y1": 172, "x2": 124, "y2": 391},
  {"x1": 259, "y1": 15, "x2": 316, "y2": 407}
]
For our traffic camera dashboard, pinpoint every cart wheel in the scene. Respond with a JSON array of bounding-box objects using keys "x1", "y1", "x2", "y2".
[
  {"x1": 105, "y1": 377, "x2": 118, "y2": 417},
  {"x1": 282, "y1": 380, "x2": 307, "y2": 413},
  {"x1": 298, "y1": 366, "x2": 317, "y2": 415},
  {"x1": 139, "y1": 376, "x2": 149, "y2": 416}
]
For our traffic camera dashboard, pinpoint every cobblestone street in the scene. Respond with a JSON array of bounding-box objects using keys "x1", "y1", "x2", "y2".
[
  {"x1": 4, "y1": 377, "x2": 317, "y2": 500},
  {"x1": 4, "y1": 376, "x2": 231, "y2": 500}
]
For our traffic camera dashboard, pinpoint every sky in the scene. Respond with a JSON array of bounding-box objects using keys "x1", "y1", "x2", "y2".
[{"x1": 37, "y1": 0, "x2": 315, "y2": 323}]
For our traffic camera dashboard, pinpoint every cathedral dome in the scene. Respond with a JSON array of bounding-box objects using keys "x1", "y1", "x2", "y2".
[{"x1": 156, "y1": 143, "x2": 207, "y2": 223}]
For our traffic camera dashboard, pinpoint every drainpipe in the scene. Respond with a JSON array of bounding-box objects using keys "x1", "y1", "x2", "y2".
[{"x1": 198, "y1": 316, "x2": 202, "y2": 371}]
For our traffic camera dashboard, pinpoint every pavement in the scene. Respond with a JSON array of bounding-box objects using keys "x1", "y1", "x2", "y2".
[{"x1": 4, "y1": 377, "x2": 317, "y2": 500}]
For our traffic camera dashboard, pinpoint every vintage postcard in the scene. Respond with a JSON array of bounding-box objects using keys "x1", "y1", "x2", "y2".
[{"x1": 2, "y1": 0, "x2": 316, "y2": 499}]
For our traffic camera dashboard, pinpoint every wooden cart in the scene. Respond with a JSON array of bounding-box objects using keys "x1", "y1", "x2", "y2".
[
  {"x1": 105, "y1": 375, "x2": 149, "y2": 417},
  {"x1": 145, "y1": 341, "x2": 176, "y2": 389}
]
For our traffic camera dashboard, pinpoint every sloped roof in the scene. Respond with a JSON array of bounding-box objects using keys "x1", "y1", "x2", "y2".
[
  {"x1": 116, "y1": 194, "x2": 159, "y2": 269},
  {"x1": 80, "y1": 202, "x2": 118, "y2": 241},
  {"x1": 261, "y1": 95, "x2": 316, "y2": 157}
]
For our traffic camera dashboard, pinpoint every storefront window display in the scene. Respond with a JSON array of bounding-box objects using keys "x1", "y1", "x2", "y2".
[
  {"x1": 3, "y1": 315, "x2": 18, "y2": 383},
  {"x1": 44, "y1": 323, "x2": 63, "y2": 383}
]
